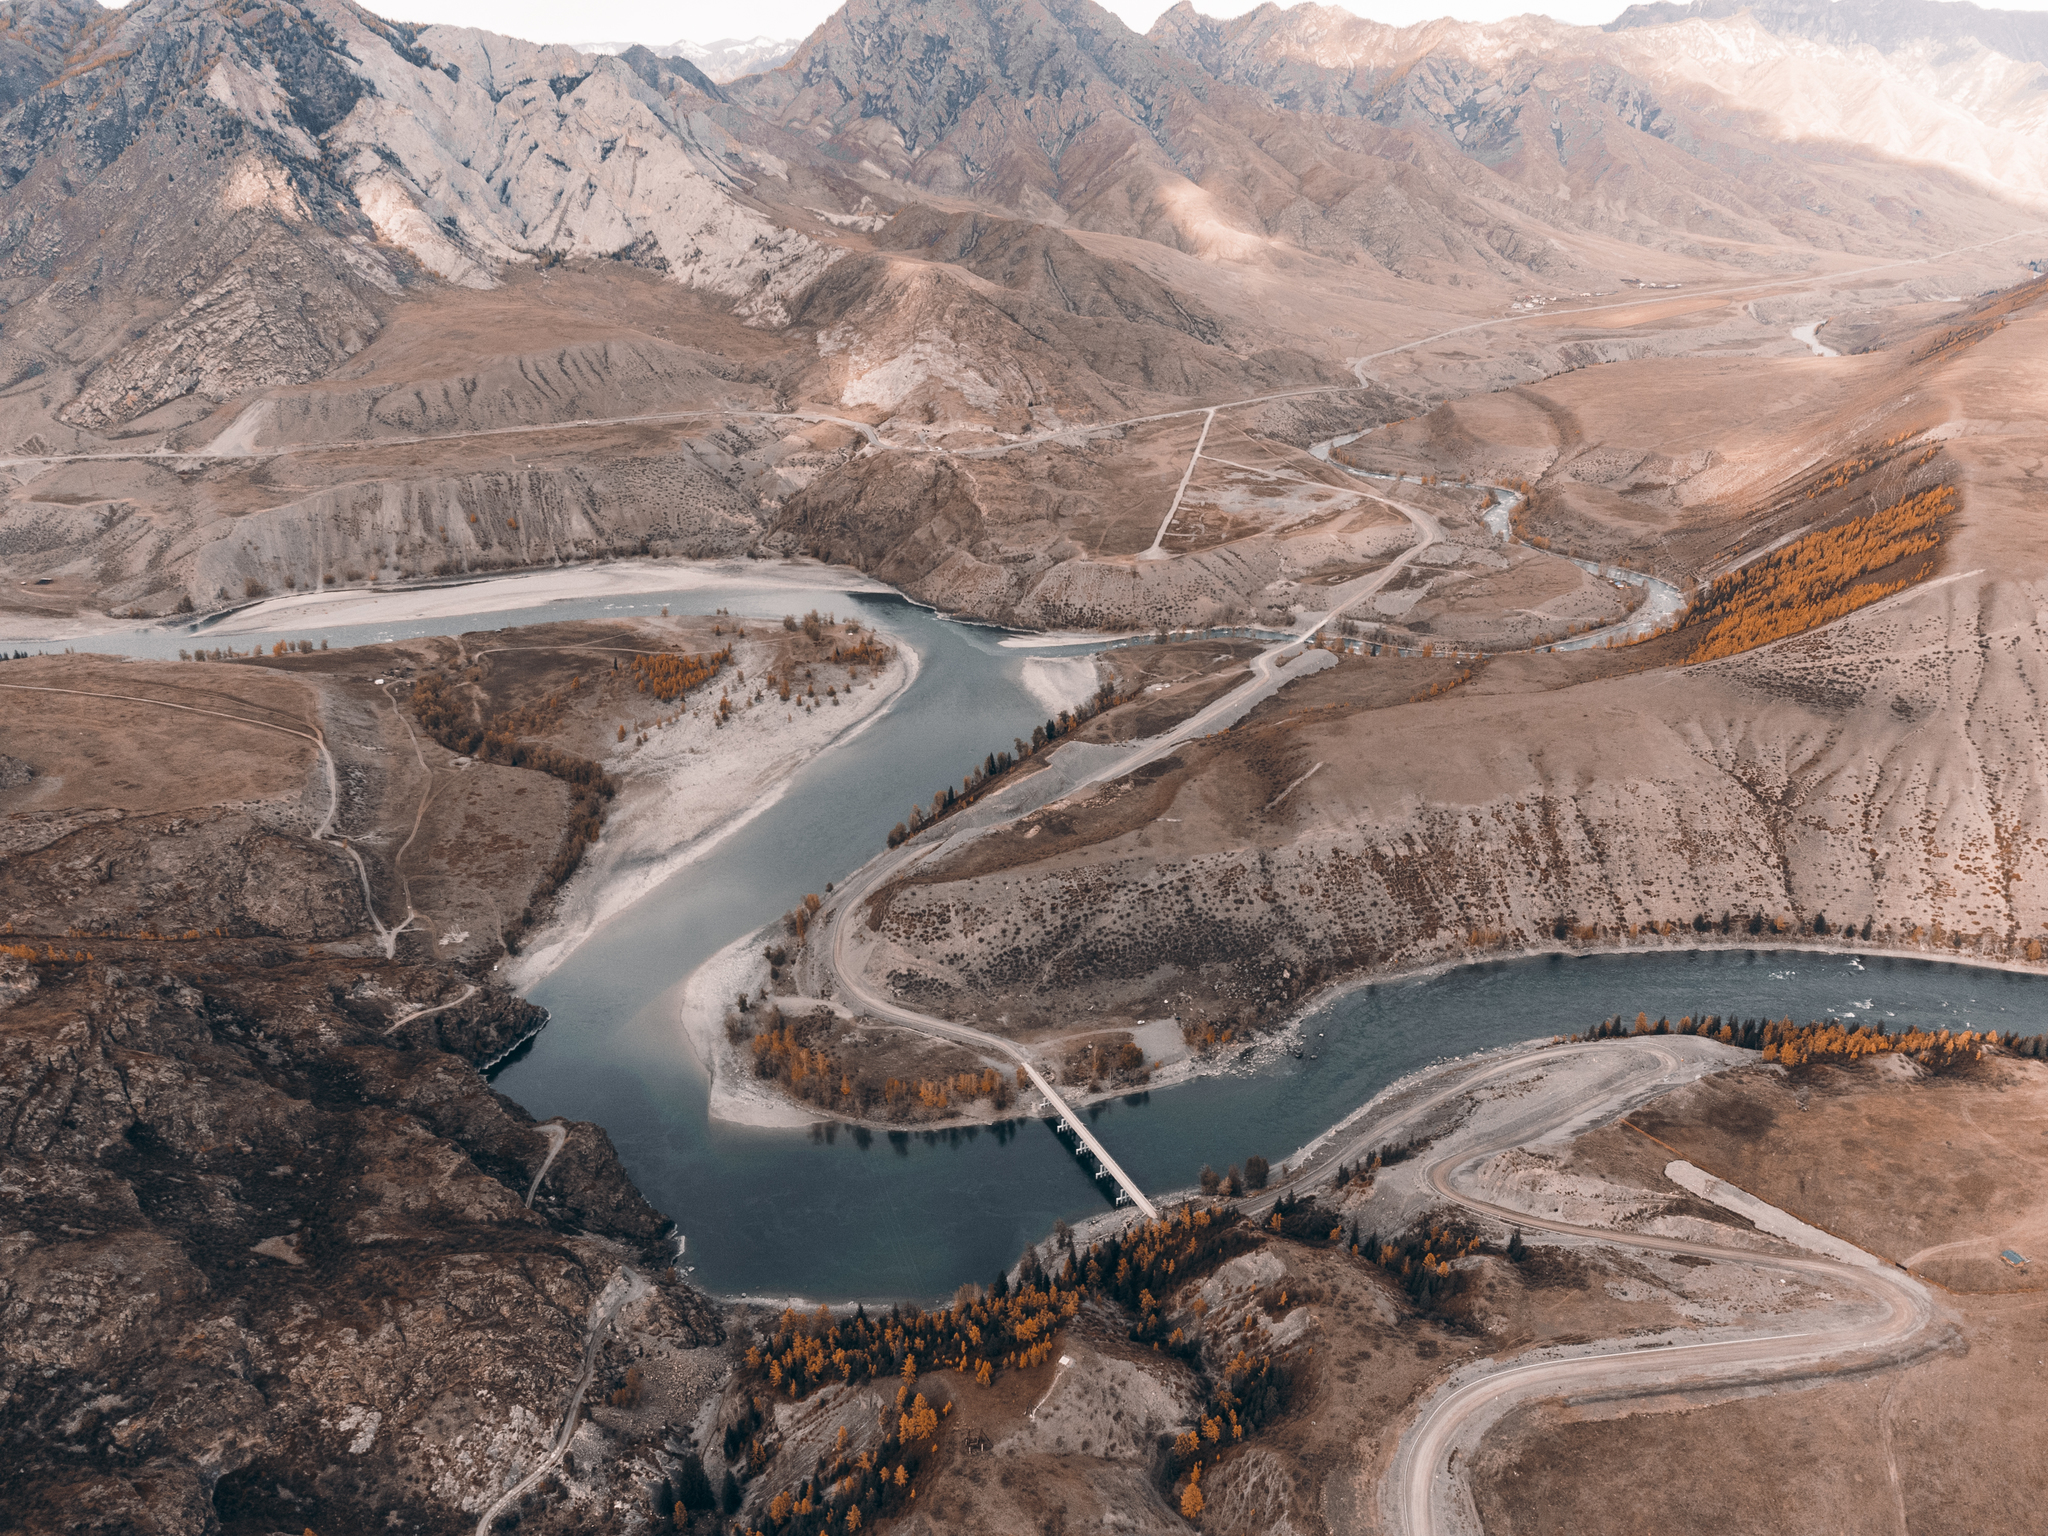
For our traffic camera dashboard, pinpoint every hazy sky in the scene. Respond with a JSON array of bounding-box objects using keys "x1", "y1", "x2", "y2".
[{"x1": 374, "y1": 0, "x2": 1645, "y2": 48}]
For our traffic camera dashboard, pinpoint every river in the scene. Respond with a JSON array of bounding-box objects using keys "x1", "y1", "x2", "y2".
[
  {"x1": 13, "y1": 563, "x2": 2048, "y2": 1303},
  {"x1": 516, "y1": 934, "x2": 2048, "y2": 1302}
]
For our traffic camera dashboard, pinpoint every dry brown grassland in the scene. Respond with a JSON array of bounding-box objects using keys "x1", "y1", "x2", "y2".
[
  {"x1": 831, "y1": 290, "x2": 2048, "y2": 1088},
  {"x1": 0, "y1": 610, "x2": 887, "y2": 963}
]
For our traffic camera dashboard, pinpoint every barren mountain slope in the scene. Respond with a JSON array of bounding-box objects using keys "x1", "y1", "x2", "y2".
[
  {"x1": 1614, "y1": 0, "x2": 2048, "y2": 63},
  {"x1": 0, "y1": 941, "x2": 727, "y2": 1535},
  {"x1": 0, "y1": 649, "x2": 744, "y2": 1533},
  {"x1": 0, "y1": 0, "x2": 89, "y2": 112},
  {"x1": 842, "y1": 294, "x2": 2048, "y2": 1037},
  {"x1": 0, "y1": 0, "x2": 829, "y2": 445},
  {"x1": 738, "y1": 0, "x2": 2040, "y2": 267},
  {"x1": 1157, "y1": 0, "x2": 2048, "y2": 207},
  {"x1": 3, "y1": 0, "x2": 2044, "y2": 630}
]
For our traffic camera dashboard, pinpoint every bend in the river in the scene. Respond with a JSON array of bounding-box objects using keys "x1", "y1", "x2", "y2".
[{"x1": 15, "y1": 553, "x2": 2048, "y2": 1306}]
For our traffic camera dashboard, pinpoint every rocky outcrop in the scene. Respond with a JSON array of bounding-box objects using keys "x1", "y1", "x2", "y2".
[
  {"x1": 0, "y1": 0, "x2": 93, "y2": 113},
  {"x1": 0, "y1": 940, "x2": 720, "y2": 1534},
  {"x1": 327, "y1": 21, "x2": 837, "y2": 316},
  {"x1": 0, "y1": 651, "x2": 735, "y2": 1532},
  {"x1": 0, "y1": 810, "x2": 370, "y2": 940}
]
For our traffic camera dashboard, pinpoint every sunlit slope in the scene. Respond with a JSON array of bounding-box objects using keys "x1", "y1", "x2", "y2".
[{"x1": 857, "y1": 299, "x2": 2048, "y2": 1020}]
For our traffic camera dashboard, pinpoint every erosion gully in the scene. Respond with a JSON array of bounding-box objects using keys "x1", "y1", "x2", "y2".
[{"x1": 16, "y1": 567, "x2": 2048, "y2": 1304}]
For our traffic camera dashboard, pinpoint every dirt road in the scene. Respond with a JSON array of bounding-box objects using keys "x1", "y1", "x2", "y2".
[
  {"x1": 1364, "y1": 1040, "x2": 1938, "y2": 1536},
  {"x1": 0, "y1": 679, "x2": 415, "y2": 956},
  {"x1": 471, "y1": 1264, "x2": 648, "y2": 1536}
]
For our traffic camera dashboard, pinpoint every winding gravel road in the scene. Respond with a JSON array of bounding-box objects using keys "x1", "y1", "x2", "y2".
[
  {"x1": 0, "y1": 680, "x2": 415, "y2": 957},
  {"x1": 525, "y1": 1121, "x2": 569, "y2": 1208},
  {"x1": 1365, "y1": 1040, "x2": 1938, "y2": 1536},
  {"x1": 381, "y1": 983, "x2": 479, "y2": 1036},
  {"x1": 471, "y1": 1264, "x2": 648, "y2": 1536}
]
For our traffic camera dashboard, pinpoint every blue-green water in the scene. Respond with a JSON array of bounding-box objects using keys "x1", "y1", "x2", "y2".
[
  {"x1": 21, "y1": 565, "x2": 2047, "y2": 1304},
  {"x1": 509, "y1": 940, "x2": 2048, "y2": 1302}
]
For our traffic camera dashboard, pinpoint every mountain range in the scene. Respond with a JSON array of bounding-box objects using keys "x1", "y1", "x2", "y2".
[
  {"x1": 572, "y1": 34, "x2": 802, "y2": 82},
  {"x1": 0, "y1": 0, "x2": 2041, "y2": 628},
  {"x1": 6, "y1": 4, "x2": 2048, "y2": 1531}
]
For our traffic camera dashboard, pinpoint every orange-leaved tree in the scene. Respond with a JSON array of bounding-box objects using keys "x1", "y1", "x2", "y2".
[{"x1": 1686, "y1": 486, "x2": 1954, "y2": 663}]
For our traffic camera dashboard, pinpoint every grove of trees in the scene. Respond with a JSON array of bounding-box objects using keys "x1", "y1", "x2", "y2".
[
  {"x1": 1570, "y1": 1010, "x2": 2013, "y2": 1068},
  {"x1": 1686, "y1": 485, "x2": 1955, "y2": 662},
  {"x1": 628, "y1": 644, "x2": 731, "y2": 702},
  {"x1": 734, "y1": 1004, "x2": 1017, "y2": 1122},
  {"x1": 728, "y1": 1207, "x2": 1288, "y2": 1536},
  {"x1": 886, "y1": 682, "x2": 1129, "y2": 848},
  {"x1": 408, "y1": 667, "x2": 618, "y2": 947},
  {"x1": 1065, "y1": 1037, "x2": 1147, "y2": 1087}
]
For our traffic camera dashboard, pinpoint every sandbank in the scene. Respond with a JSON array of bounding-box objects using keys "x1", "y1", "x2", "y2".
[
  {"x1": 1019, "y1": 656, "x2": 1101, "y2": 718},
  {"x1": 997, "y1": 629, "x2": 1123, "y2": 649},
  {"x1": 505, "y1": 620, "x2": 918, "y2": 988},
  {"x1": 678, "y1": 928, "x2": 824, "y2": 1130},
  {"x1": 202, "y1": 559, "x2": 895, "y2": 636},
  {"x1": 0, "y1": 557, "x2": 896, "y2": 646}
]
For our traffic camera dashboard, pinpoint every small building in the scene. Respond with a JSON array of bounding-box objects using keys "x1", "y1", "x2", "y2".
[{"x1": 2000, "y1": 1249, "x2": 2029, "y2": 1267}]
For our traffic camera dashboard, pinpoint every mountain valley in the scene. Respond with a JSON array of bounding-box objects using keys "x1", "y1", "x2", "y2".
[{"x1": 5, "y1": 0, "x2": 2048, "y2": 1532}]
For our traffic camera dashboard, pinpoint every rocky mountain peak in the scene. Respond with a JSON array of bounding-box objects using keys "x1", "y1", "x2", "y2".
[
  {"x1": 728, "y1": 0, "x2": 1212, "y2": 200},
  {"x1": 0, "y1": 0, "x2": 838, "y2": 436}
]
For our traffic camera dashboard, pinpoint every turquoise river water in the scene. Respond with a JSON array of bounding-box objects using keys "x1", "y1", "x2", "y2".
[{"x1": 16, "y1": 566, "x2": 2048, "y2": 1302}]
